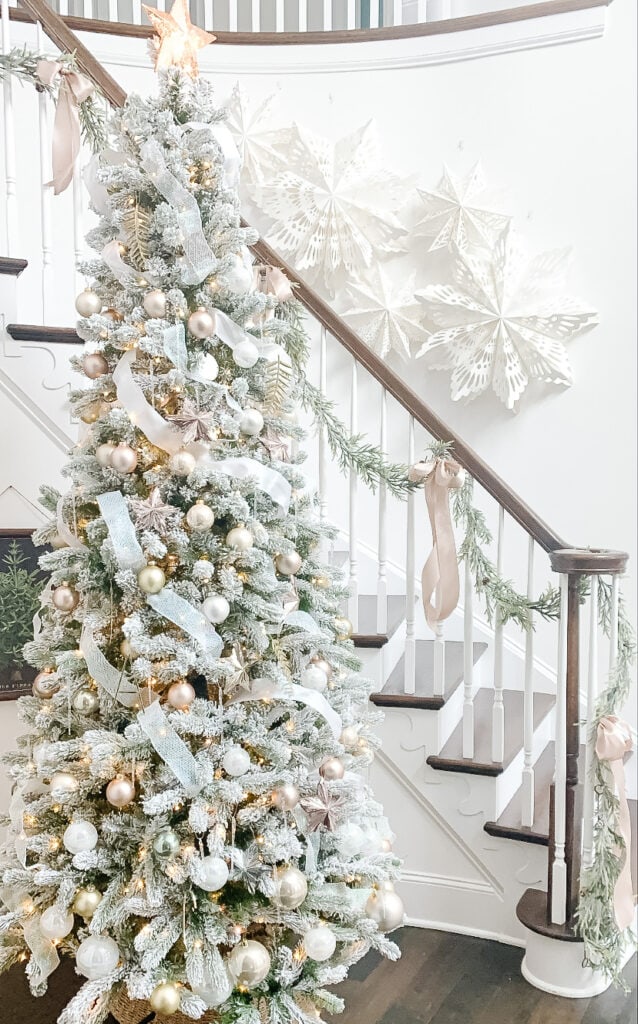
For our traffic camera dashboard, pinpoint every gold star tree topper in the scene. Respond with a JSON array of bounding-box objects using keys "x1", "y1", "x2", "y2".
[{"x1": 143, "y1": 0, "x2": 215, "y2": 77}]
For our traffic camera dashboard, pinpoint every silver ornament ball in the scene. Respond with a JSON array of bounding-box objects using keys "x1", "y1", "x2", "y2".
[
  {"x1": 153, "y1": 828, "x2": 181, "y2": 859},
  {"x1": 188, "y1": 308, "x2": 215, "y2": 338},
  {"x1": 226, "y1": 525, "x2": 253, "y2": 551},
  {"x1": 272, "y1": 784, "x2": 300, "y2": 811},
  {"x1": 186, "y1": 501, "x2": 215, "y2": 530},
  {"x1": 227, "y1": 940, "x2": 271, "y2": 989},
  {"x1": 272, "y1": 865, "x2": 308, "y2": 910},
  {"x1": 232, "y1": 340, "x2": 259, "y2": 369},
  {"x1": 95, "y1": 442, "x2": 116, "y2": 467},
  {"x1": 76, "y1": 935, "x2": 120, "y2": 980},
  {"x1": 365, "y1": 885, "x2": 405, "y2": 933},
  {"x1": 75, "y1": 289, "x2": 102, "y2": 317},
  {"x1": 166, "y1": 680, "x2": 196, "y2": 709},
  {"x1": 106, "y1": 776, "x2": 135, "y2": 808},
  {"x1": 110, "y1": 443, "x2": 138, "y2": 474},
  {"x1": 150, "y1": 982, "x2": 181, "y2": 1016},
  {"x1": 72, "y1": 887, "x2": 103, "y2": 919},
  {"x1": 137, "y1": 563, "x2": 166, "y2": 595},
  {"x1": 52, "y1": 583, "x2": 79, "y2": 613},
  {"x1": 319, "y1": 756, "x2": 345, "y2": 781},
  {"x1": 72, "y1": 687, "x2": 99, "y2": 714},
  {"x1": 63, "y1": 819, "x2": 98, "y2": 854},
  {"x1": 302, "y1": 926, "x2": 337, "y2": 962},
  {"x1": 83, "y1": 352, "x2": 109, "y2": 379},
  {"x1": 275, "y1": 551, "x2": 302, "y2": 576},
  {"x1": 39, "y1": 906, "x2": 74, "y2": 941},
  {"x1": 143, "y1": 289, "x2": 167, "y2": 318},
  {"x1": 239, "y1": 409, "x2": 264, "y2": 436},
  {"x1": 169, "y1": 450, "x2": 196, "y2": 477},
  {"x1": 202, "y1": 594, "x2": 230, "y2": 624}
]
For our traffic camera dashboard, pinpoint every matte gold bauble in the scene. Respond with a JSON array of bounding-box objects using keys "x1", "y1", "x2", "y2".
[
  {"x1": 226, "y1": 525, "x2": 253, "y2": 551},
  {"x1": 105, "y1": 776, "x2": 135, "y2": 808},
  {"x1": 149, "y1": 982, "x2": 181, "y2": 1016},
  {"x1": 72, "y1": 887, "x2": 103, "y2": 919},
  {"x1": 72, "y1": 686, "x2": 99, "y2": 714},
  {"x1": 52, "y1": 583, "x2": 79, "y2": 612},
  {"x1": 137, "y1": 563, "x2": 166, "y2": 594},
  {"x1": 319, "y1": 756, "x2": 345, "y2": 781},
  {"x1": 275, "y1": 551, "x2": 302, "y2": 576},
  {"x1": 75, "y1": 289, "x2": 102, "y2": 317},
  {"x1": 82, "y1": 353, "x2": 109, "y2": 379},
  {"x1": 110, "y1": 443, "x2": 138, "y2": 474},
  {"x1": 80, "y1": 402, "x2": 105, "y2": 424},
  {"x1": 188, "y1": 308, "x2": 215, "y2": 339}
]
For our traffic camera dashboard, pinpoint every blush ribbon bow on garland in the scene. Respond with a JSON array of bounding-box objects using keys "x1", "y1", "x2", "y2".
[
  {"x1": 409, "y1": 458, "x2": 466, "y2": 631},
  {"x1": 594, "y1": 716, "x2": 635, "y2": 930},
  {"x1": 36, "y1": 60, "x2": 94, "y2": 195}
]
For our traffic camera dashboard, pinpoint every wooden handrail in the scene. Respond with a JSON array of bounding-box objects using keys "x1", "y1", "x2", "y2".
[{"x1": 10, "y1": 0, "x2": 611, "y2": 46}]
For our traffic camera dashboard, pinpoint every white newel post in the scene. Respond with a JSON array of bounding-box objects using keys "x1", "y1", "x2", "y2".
[
  {"x1": 347, "y1": 358, "x2": 359, "y2": 630},
  {"x1": 521, "y1": 536, "x2": 535, "y2": 827},
  {"x1": 404, "y1": 417, "x2": 416, "y2": 694},
  {"x1": 581, "y1": 573, "x2": 599, "y2": 869},
  {"x1": 551, "y1": 573, "x2": 569, "y2": 925},
  {"x1": 491, "y1": 505, "x2": 505, "y2": 763},
  {"x1": 376, "y1": 388, "x2": 388, "y2": 635}
]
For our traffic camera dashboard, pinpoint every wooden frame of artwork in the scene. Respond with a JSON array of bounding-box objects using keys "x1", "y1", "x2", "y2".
[{"x1": 0, "y1": 528, "x2": 47, "y2": 701}]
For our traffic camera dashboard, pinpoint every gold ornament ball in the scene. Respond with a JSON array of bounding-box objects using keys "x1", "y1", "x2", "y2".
[
  {"x1": 340, "y1": 725, "x2": 359, "y2": 750},
  {"x1": 137, "y1": 563, "x2": 166, "y2": 595},
  {"x1": 80, "y1": 401, "x2": 105, "y2": 425},
  {"x1": 143, "y1": 289, "x2": 167, "y2": 318},
  {"x1": 275, "y1": 551, "x2": 302, "y2": 576},
  {"x1": 150, "y1": 982, "x2": 181, "y2": 1016},
  {"x1": 32, "y1": 671, "x2": 60, "y2": 699},
  {"x1": 75, "y1": 289, "x2": 102, "y2": 317},
  {"x1": 167, "y1": 680, "x2": 196, "y2": 710},
  {"x1": 82, "y1": 352, "x2": 109, "y2": 379},
  {"x1": 188, "y1": 308, "x2": 215, "y2": 339},
  {"x1": 52, "y1": 583, "x2": 79, "y2": 613},
  {"x1": 72, "y1": 887, "x2": 103, "y2": 919},
  {"x1": 334, "y1": 616, "x2": 353, "y2": 640},
  {"x1": 110, "y1": 443, "x2": 138, "y2": 474},
  {"x1": 272, "y1": 783, "x2": 300, "y2": 811},
  {"x1": 72, "y1": 686, "x2": 99, "y2": 714},
  {"x1": 319, "y1": 756, "x2": 345, "y2": 781},
  {"x1": 365, "y1": 884, "x2": 404, "y2": 933},
  {"x1": 313, "y1": 575, "x2": 330, "y2": 590},
  {"x1": 272, "y1": 865, "x2": 308, "y2": 910},
  {"x1": 106, "y1": 776, "x2": 135, "y2": 808},
  {"x1": 226, "y1": 525, "x2": 253, "y2": 552}
]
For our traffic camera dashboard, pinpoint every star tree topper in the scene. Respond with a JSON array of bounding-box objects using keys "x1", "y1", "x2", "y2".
[{"x1": 143, "y1": 0, "x2": 215, "y2": 77}]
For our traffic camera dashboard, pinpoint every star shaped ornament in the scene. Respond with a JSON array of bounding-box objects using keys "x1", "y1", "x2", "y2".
[
  {"x1": 168, "y1": 399, "x2": 216, "y2": 443},
  {"x1": 342, "y1": 267, "x2": 429, "y2": 360},
  {"x1": 223, "y1": 644, "x2": 258, "y2": 696},
  {"x1": 229, "y1": 844, "x2": 268, "y2": 893},
  {"x1": 130, "y1": 488, "x2": 180, "y2": 533},
  {"x1": 259, "y1": 427, "x2": 291, "y2": 463},
  {"x1": 415, "y1": 164, "x2": 510, "y2": 252},
  {"x1": 143, "y1": 0, "x2": 215, "y2": 77},
  {"x1": 301, "y1": 781, "x2": 347, "y2": 833}
]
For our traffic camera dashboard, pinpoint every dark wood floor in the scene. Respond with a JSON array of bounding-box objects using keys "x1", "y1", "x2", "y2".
[{"x1": 0, "y1": 928, "x2": 634, "y2": 1023}]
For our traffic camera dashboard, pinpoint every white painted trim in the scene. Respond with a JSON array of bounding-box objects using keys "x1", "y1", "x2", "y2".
[
  {"x1": 0, "y1": 367, "x2": 75, "y2": 450},
  {"x1": 405, "y1": 913, "x2": 526, "y2": 948},
  {"x1": 401, "y1": 867, "x2": 495, "y2": 897}
]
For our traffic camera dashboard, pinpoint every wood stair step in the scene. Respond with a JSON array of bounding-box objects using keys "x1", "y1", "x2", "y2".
[
  {"x1": 370, "y1": 640, "x2": 487, "y2": 710},
  {"x1": 0, "y1": 257, "x2": 28, "y2": 277},
  {"x1": 427, "y1": 688, "x2": 555, "y2": 777},
  {"x1": 6, "y1": 324, "x2": 82, "y2": 344},
  {"x1": 352, "y1": 594, "x2": 410, "y2": 649}
]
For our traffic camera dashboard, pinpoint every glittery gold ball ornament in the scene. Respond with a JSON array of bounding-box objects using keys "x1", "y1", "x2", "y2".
[
  {"x1": 72, "y1": 887, "x2": 103, "y2": 919},
  {"x1": 106, "y1": 776, "x2": 135, "y2": 808},
  {"x1": 334, "y1": 616, "x2": 353, "y2": 640},
  {"x1": 95, "y1": 442, "x2": 116, "y2": 467},
  {"x1": 82, "y1": 352, "x2": 109, "y2": 379},
  {"x1": 319, "y1": 756, "x2": 345, "y2": 781},
  {"x1": 365, "y1": 882, "x2": 405, "y2": 932},
  {"x1": 167, "y1": 680, "x2": 196, "y2": 709},
  {"x1": 143, "y1": 289, "x2": 167, "y2": 318},
  {"x1": 228, "y1": 940, "x2": 271, "y2": 988},
  {"x1": 32, "y1": 670, "x2": 59, "y2": 699},
  {"x1": 272, "y1": 865, "x2": 308, "y2": 910},
  {"x1": 313, "y1": 575, "x2": 330, "y2": 589},
  {"x1": 137, "y1": 563, "x2": 166, "y2": 594},
  {"x1": 52, "y1": 583, "x2": 79, "y2": 612},
  {"x1": 188, "y1": 308, "x2": 215, "y2": 338},
  {"x1": 80, "y1": 402, "x2": 105, "y2": 424},
  {"x1": 75, "y1": 289, "x2": 102, "y2": 317},
  {"x1": 72, "y1": 687, "x2": 99, "y2": 714},
  {"x1": 168, "y1": 450, "x2": 196, "y2": 477},
  {"x1": 226, "y1": 525, "x2": 253, "y2": 551},
  {"x1": 110, "y1": 443, "x2": 138, "y2": 474},
  {"x1": 275, "y1": 551, "x2": 302, "y2": 576},
  {"x1": 272, "y1": 784, "x2": 300, "y2": 811},
  {"x1": 150, "y1": 982, "x2": 181, "y2": 1016},
  {"x1": 186, "y1": 501, "x2": 215, "y2": 530}
]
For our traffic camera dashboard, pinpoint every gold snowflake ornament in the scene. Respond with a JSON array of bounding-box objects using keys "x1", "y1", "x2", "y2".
[{"x1": 143, "y1": 0, "x2": 215, "y2": 77}]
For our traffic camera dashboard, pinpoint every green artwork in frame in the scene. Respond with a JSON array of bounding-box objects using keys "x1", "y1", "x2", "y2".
[{"x1": 0, "y1": 530, "x2": 47, "y2": 700}]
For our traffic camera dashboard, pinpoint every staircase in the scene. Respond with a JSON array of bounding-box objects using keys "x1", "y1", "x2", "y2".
[{"x1": 0, "y1": 0, "x2": 635, "y2": 1003}]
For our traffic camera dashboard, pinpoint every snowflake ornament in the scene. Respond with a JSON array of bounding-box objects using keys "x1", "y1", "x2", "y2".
[
  {"x1": 415, "y1": 163, "x2": 510, "y2": 252},
  {"x1": 167, "y1": 399, "x2": 216, "y2": 442},
  {"x1": 251, "y1": 122, "x2": 408, "y2": 293},
  {"x1": 225, "y1": 84, "x2": 290, "y2": 185},
  {"x1": 416, "y1": 231, "x2": 598, "y2": 409},
  {"x1": 342, "y1": 267, "x2": 428, "y2": 360},
  {"x1": 130, "y1": 488, "x2": 180, "y2": 533}
]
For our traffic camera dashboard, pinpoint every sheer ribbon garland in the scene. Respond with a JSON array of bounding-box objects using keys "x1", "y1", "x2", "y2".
[
  {"x1": 594, "y1": 716, "x2": 635, "y2": 930},
  {"x1": 35, "y1": 60, "x2": 94, "y2": 195},
  {"x1": 409, "y1": 458, "x2": 465, "y2": 631}
]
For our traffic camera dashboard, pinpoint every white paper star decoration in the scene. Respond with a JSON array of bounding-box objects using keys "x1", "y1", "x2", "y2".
[
  {"x1": 251, "y1": 122, "x2": 408, "y2": 293},
  {"x1": 225, "y1": 84, "x2": 290, "y2": 185},
  {"x1": 342, "y1": 267, "x2": 428, "y2": 360},
  {"x1": 416, "y1": 231, "x2": 598, "y2": 409},
  {"x1": 414, "y1": 163, "x2": 510, "y2": 253}
]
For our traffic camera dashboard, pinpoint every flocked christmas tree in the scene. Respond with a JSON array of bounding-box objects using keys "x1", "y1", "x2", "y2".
[{"x1": 0, "y1": 9, "x2": 404, "y2": 1024}]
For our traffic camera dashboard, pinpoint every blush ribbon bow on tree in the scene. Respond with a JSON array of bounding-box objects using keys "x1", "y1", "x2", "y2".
[
  {"x1": 409, "y1": 458, "x2": 465, "y2": 631},
  {"x1": 36, "y1": 60, "x2": 94, "y2": 195},
  {"x1": 594, "y1": 715, "x2": 635, "y2": 930}
]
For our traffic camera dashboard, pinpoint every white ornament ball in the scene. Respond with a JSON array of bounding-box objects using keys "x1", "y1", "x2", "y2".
[
  {"x1": 110, "y1": 443, "x2": 138, "y2": 474},
  {"x1": 228, "y1": 940, "x2": 271, "y2": 988},
  {"x1": 191, "y1": 965, "x2": 234, "y2": 1009},
  {"x1": 311, "y1": 657, "x2": 332, "y2": 680},
  {"x1": 196, "y1": 353, "x2": 219, "y2": 381},
  {"x1": 224, "y1": 253, "x2": 254, "y2": 294},
  {"x1": 223, "y1": 745, "x2": 250, "y2": 777},
  {"x1": 137, "y1": 563, "x2": 166, "y2": 594},
  {"x1": 72, "y1": 887, "x2": 103, "y2": 919},
  {"x1": 272, "y1": 865, "x2": 308, "y2": 910},
  {"x1": 362, "y1": 829, "x2": 385, "y2": 855},
  {"x1": 275, "y1": 551, "x2": 302, "y2": 576},
  {"x1": 338, "y1": 822, "x2": 367, "y2": 860},
  {"x1": 239, "y1": 409, "x2": 264, "y2": 436},
  {"x1": 143, "y1": 289, "x2": 167, "y2": 318},
  {"x1": 150, "y1": 982, "x2": 181, "y2": 1016},
  {"x1": 188, "y1": 308, "x2": 215, "y2": 338},
  {"x1": 303, "y1": 926, "x2": 337, "y2": 962},
  {"x1": 272, "y1": 783, "x2": 300, "y2": 811},
  {"x1": 169, "y1": 450, "x2": 196, "y2": 477},
  {"x1": 365, "y1": 885, "x2": 405, "y2": 933},
  {"x1": 83, "y1": 352, "x2": 109, "y2": 379},
  {"x1": 232, "y1": 340, "x2": 259, "y2": 369},
  {"x1": 319, "y1": 756, "x2": 345, "y2": 781},
  {"x1": 226, "y1": 525, "x2": 253, "y2": 551},
  {"x1": 106, "y1": 776, "x2": 135, "y2": 808},
  {"x1": 40, "y1": 905, "x2": 74, "y2": 941},
  {"x1": 186, "y1": 501, "x2": 215, "y2": 530},
  {"x1": 193, "y1": 854, "x2": 229, "y2": 892},
  {"x1": 52, "y1": 584, "x2": 79, "y2": 613},
  {"x1": 340, "y1": 726, "x2": 359, "y2": 750},
  {"x1": 167, "y1": 680, "x2": 196, "y2": 709},
  {"x1": 75, "y1": 289, "x2": 102, "y2": 317},
  {"x1": 95, "y1": 442, "x2": 116, "y2": 467},
  {"x1": 300, "y1": 664, "x2": 328, "y2": 693},
  {"x1": 50, "y1": 772, "x2": 79, "y2": 795},
  {"x1": 202, "y1": 594, "x2": 230, "y2": 625},
  {"x1": 63, "y1": 819, "x2": 98, "y2": 854},
  {"x1": 76, "y1": 934, "x2": 120, "y2": 979}
]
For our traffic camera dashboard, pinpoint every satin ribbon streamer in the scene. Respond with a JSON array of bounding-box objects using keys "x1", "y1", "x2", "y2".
[
  {"x1": 230, "y1": 680, "x2": 341, "y2": 740},
  {"x1": 113, "y1": 350, "x2": 184, "y2": 454},
  {"x1": 140, "y1": 139, "x2": 216, "y2": 286},
  {"x1": 137, "y1": 700, "x2": 203, "y2": 796},
  {"x1": 80, "y1": 623, "x2": 138, "y2": 708},
  {"x1": 101, "y1": 240, "x2": 142, "y2": 288},
  {"x1": 36, "y1": 61, "x2": 93, "y2": 196},
  {"x1": 595, "y1": 716, "x2": 635, "y2": 930},
  {"x1": 206, "y1": 456, "x2": 291, "y2": 513},
  {"x1": 254, "y1": 265, "x2": 294, "y2": 303},
  {"x1": 409, "y1": 458, "x2": 465, "y2": 631}
]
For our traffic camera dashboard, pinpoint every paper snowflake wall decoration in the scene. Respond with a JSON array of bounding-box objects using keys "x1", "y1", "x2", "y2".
[
  {"x1": 225, "y1": 84, "x2": 290, "y2": 185},
  {"x1": 416, "y1": 230, "x2": 598, "y2": 409},
  {"x1": 251, "y1": 121, "x2": 408, "y2": 294},
  {"x1": 342, "y1": 267, "x2": 428, "y2": 360},
  {"x1": 415, "y1": 163, "x2": 510, "y2": 252}
]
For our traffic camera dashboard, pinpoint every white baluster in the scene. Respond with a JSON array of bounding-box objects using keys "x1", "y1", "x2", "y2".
[
  {"x1": 317, "y1": 326, "x2": 328, "y2": 534},
  {"x1": 491, "y1": 506, "x2": 505, "y2": 763},
  {"x1": 581, "y1": 573, "x2": 599, "y2": 869},
  {"x1": 427, "y1": 0, "x2": 450, "y2": 18},
  {"x1": 348, "y1": 358, "x2": 359, "y2": 630},
  {"x1": 369, "y1": 0, "x2": 379, "y2": 27},
  {"x1": 132, "y1": 0, "x2": 142, "y2": 23},
  {"x1": 392, "y1": 0, "x2": 402, "y2": 25},
  {"x1": 203, "y1": 0, "x2": 213, "y2": 29},
  {"x1": 228, "y1": 0, "x2": 237, "y2": 30},
  {"x1": 83, "y1": 0, "x2": 92, "y2": 18},
  {"x1": 36, "y1": 22, "x2": 53, "y2": 322},
  {"x1": 58, "y1": 0, "x2": 69, "y2": 14},
  {"x1": 521, "y1": 537, "x2": 535, "y2": 828},
  {"x1": 462, "y1": 551, "x2": 474, "y2": 758},
  {"x1": 417, "y1": 0, "x2": 427, "y2": 20},
  {"x1": 72, "y1": 159, "x2": 84, "y2": 299},
  {"x1": 551, "y1": 574, "x2": 569, "y2": 925},
  {"x1": 404, "y1": 417, "x2": 416, "y2": 694},
  {"x1": 156, "y1": 0, "x2": 166, "y2": 9},
  {"x1": 346, "y1": 0, "x2": 355, "y2": 28},
  {"x1": 376, "y1": 388, "x2": 388, "y2": 636},
  {"x1": 323, "y1": 0, "x2": 332, "y2": 30},
  {"x1": 298, "y1": 0, "x2": 307, "y2": 31},
  {"x1": 251, "y1": 0, "x2": 259, "y2": 30},
  {"x1": 608, "y1": 574, "x2": 619, "y2": 671},
  {"x1": 275, "y1": 0, "x2": 284, "y2": 30},
  {"x1": 1, "y1": 0, "x2": 18, "y2": 256},
  {"x1": 108, "y1": 0, "x2": 118, "y2": 22}
]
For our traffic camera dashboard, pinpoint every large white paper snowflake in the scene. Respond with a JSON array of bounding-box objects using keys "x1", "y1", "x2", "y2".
[
  {"x1": 415, "y1": 163, "x2": 510, "y2": 252},
  {"x1": 250, "y1": 122, "x2": 408, "y2": 293},
  {"x1": 416, "y1": 231, "x2": 598, "y2": 409},
  {"x1": 342, "y1": 267, "x2": 428, "y2": 360},
  {"x1": 224, "y1": 84, "x2": 290, "y2": 185}
]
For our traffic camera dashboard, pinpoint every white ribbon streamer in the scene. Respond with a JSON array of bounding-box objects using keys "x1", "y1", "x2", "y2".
[
  {"x1": 140, "y1": 139, "x2": 216, "y2": 286},
  {"x1": 96, "y1": 492, "x2": 145, "y2": 571},
  {"x1": 147, "y1": 589, "x2": 222, "y2": 661},
  {"x1": 230, "y1": 681, "x2": 341, "y2": 740},
  {"x1": 22, "y1": 915, "x2": 60, "y2": 986},
  {"x1": 282, "y1": 611, "x2": 322, "y2": 634},
  {"x1": 113, "y1": 350, "x2": 183, "y2": 455},
  {"x1": 80, "y1": 624, "x2": 138, "y2": 708},
  {"x1": 200, "y1": 455, "x2": 291, "y2": 512},
  {"x1": 101, "y1": 239, "x2": 141, "y2": 288},
  {"x1": 137, "y1": 700, "x2": 203, "y2": 796}
]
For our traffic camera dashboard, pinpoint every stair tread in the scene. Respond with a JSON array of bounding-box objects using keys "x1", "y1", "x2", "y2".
[
  {"x1": 352, "y1": 594, "x2": 409, "y2": 648},
  {"x1": 0, "y1": 257, "x2": 28, "y2": 277},
  {"x1": 371, "y1": 640, "x2": 487, "y2": 709},
  {"x1": 6, "y1": 324, "x2": 82, "y2": 344},
  {"x1": 427, "y1": 688, "x2": 555, "y2": 776}
]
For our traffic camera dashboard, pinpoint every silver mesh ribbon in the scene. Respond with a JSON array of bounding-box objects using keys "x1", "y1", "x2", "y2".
[
  {"x1": 97, "y1": 491, "x2": 145, "y2": 571},
  {"x1": 282, "y1": 610, "x2": 322, "y2": 634},
  {"x1": 22, "y1": 915, "x2": 60, "y2": 986},
  {"x1": 137, "y1": 700, "x2": 203, "y2": 796},
  {"x1": 147, "y1": 589, "x2": 222, "y2": 662},
  {"x1": 113, "y1": 349, "x2": 184, "y2": 455},
  {"x1": 140, "y1": 139, "x2": 216, "y2": 286},
  {"x1": 81, "y1": 623, "x2": 138, "y2": 707},
  {"x1": 162, "y1": 323, "x2": 188, "y2": 372}
]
